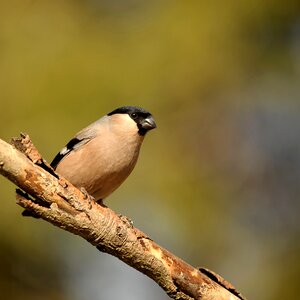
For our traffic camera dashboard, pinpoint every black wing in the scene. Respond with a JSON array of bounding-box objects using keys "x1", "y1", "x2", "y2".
[
  {"x1": 50, "y1": 119, "x2": 101, "y2": 169},
  {"x1": 50, "y1": 137, "x2": 90, "y2": 169}
]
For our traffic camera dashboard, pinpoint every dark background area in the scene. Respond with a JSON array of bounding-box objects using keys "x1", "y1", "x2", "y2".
[{"x1": 0, "y1": 1, "x2": 299, "y2": 299}]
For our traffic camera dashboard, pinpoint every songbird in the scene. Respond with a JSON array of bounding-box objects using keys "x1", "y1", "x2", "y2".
[{"x1": 50, "y1": 106, "x2": 156, "y2": 203}]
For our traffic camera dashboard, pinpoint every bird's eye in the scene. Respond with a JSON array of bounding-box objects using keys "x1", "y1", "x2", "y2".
[{"x1": 131, "y1": 113, "x2": 138, "y2": 119}]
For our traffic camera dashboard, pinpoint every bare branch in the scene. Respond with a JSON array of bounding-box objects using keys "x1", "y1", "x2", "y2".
[{"x1": 0, "y1": 135, "x2": 246, "y2": 300}]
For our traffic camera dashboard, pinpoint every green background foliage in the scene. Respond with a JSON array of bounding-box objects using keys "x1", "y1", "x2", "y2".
[{"x1": 0, "y1": 1, "x2": 299, "y2": 299}]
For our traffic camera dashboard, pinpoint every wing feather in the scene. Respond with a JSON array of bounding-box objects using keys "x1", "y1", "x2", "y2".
[{"x1": 50, "y1": 126, "x2": 98, "y2": 169}]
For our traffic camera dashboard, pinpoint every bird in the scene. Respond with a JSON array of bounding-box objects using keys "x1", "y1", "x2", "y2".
[{"x1": 50, "y1": 106, "x2": 156, "y2": 203}]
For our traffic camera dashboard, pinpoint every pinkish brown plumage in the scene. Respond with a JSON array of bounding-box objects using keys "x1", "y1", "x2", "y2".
[{"x1": 51, "y1": 106, "x2": 156, "y2": 202}]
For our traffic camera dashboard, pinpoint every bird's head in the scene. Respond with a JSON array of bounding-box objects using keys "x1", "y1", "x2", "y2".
[{"x1": 107, "y1": 106, "x2": 157, "y2": 136}]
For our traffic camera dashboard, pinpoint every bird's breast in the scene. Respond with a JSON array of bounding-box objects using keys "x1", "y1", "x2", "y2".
[{"x1": 55, "y1": 133, "x2": 143, "y2": 201}]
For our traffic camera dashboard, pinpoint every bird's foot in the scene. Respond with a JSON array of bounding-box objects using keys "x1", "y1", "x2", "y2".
[
  {"x1": 119, "y1": 214, "x2": 134, "y2": 227},
  {"x1": 80, "y1": 187, "x2": 89, "y2": 199}
]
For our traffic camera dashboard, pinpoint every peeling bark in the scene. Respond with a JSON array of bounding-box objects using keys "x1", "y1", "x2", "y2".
[{"x1": 0, "y1": 135, "x2": 246, "y2": 300}]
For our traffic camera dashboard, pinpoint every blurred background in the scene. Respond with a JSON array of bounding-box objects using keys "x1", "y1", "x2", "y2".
[{"x1": 0, "y1": 1, "x2": 299, "y2": 299}]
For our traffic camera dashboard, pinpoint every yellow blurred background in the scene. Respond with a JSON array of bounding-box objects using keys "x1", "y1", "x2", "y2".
[{"x1": 0, "y1": 1, "x2": 299, "y2": 299}]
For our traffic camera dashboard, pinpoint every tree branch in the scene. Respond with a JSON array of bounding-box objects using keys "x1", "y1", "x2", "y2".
[{"x1": 0, "y1": 135, "x2": 246, "y2": 300}]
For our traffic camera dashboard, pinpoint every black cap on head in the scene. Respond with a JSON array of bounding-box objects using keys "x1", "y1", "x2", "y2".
[
  {"x1": 107, "y1": 106, "x2": 149, "y2": 116},
  {"x1": 108, "y1": 106, "x2": 156, "y2": 136}
]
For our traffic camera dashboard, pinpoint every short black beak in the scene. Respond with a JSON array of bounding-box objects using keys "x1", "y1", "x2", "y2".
[{"x1": 141, "y1": 116, "x2": 157, "y2": 131}]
